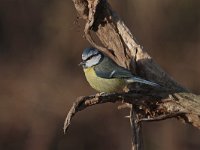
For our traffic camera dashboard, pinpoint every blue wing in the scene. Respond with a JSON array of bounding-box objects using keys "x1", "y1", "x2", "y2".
[
  {"x1": 94, "y1": 56, "x2": 160, "y2": 87},
  {"x1": 94, "y1": 56, "x2": 133, "y2": 79}
]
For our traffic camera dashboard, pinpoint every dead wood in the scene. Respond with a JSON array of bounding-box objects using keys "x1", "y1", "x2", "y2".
[{"x1": 64, "y1": 0, "x2": 200, "y2": 150}]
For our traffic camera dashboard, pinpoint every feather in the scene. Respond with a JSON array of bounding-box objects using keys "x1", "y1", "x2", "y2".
[
  {"x1": 94, "y1": 55, "x2": 159, "y2": 87},
  {"x1": 126, "y1": 77, "x2": 160, "y2": 87},
  {"x1": 94, "y1": 56, "x2": 132, "y2": 79}
]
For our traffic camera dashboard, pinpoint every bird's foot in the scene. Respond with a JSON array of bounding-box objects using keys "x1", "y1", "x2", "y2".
[{"x1": 96, "y1": 92, "x2": 106, "y2": 96}]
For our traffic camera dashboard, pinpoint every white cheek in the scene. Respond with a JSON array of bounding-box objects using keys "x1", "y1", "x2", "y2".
[{"x1": 86, "y1": 54, "x2": 101, "y2": 67}]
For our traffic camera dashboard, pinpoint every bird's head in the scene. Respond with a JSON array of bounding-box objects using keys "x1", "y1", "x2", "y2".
[{"x1": 80, "y1": 48, "x2": 103, "y2": 68}]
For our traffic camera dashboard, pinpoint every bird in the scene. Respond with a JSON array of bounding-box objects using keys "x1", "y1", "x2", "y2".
[{"x1": 80, "y1": 47, "x2": 159, "y2": 93}]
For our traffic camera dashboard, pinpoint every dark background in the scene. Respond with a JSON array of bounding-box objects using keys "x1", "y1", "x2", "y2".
[{"x1": 0, "y1": 0, "x2": 200, "y2": 150}]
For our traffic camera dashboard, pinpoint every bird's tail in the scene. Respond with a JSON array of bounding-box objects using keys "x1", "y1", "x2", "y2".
[{"x1": 126, "y1": 77, "x2": 160, "y2": 87}]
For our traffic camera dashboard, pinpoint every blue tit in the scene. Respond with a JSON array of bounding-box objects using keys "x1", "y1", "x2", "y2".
[{"x1": 80, "y1": 47, "x2": 159, "y2": 93}]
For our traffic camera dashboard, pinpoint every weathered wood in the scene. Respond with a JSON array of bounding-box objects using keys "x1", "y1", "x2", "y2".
[
  {"x1": 64, "y1": 90, "x2": 200, "y2": 130},
  {"x1": 65, "y1": 0, "x2": 200, "y2": 150},
  {"x1": 130, "y1": 108, "x2": 142, "y2": 150}
]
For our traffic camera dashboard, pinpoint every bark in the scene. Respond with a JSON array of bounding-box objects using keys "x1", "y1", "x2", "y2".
[{"x1": 64, "y1": 0, "x2": 200, "y2": 150}]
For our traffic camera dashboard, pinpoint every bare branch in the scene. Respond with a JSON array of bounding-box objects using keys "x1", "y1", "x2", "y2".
[
  {"x1": 64, "y1": 90, "x2": 200, "y2": 132},
  {"x1": 130, "y1": 108, "x2": 143, "y2": 150}
]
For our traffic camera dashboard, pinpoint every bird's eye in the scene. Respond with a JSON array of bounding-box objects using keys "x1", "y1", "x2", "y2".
[
  {"x1": 86, "y1": 55, "x2": 93, "y2": 61},
  {"x1": 86, "y1": 53, "x2": 100, "y2": 61}
]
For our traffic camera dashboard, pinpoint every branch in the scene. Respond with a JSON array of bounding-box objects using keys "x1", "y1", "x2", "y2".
[
  {"x1": 64, "y1": 89, "x2": 199, "y2": 131},
  {"x1": 130, "y1": 108, "x2": 142, "y2": 150},
  {"x1": 65, "y1": 0, "x2": 200, "y2": 149}
]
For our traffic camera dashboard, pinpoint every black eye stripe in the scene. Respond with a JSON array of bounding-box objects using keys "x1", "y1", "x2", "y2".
[{"x1": 86, "y1": 53, "x2": 101, "y2": 61}]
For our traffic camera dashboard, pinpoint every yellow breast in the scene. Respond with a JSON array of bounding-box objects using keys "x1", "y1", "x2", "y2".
[{"x1": 83, "y1": 67, "x2": 126, "y2": 92}]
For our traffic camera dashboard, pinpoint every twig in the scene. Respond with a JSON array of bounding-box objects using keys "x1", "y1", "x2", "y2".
[
  {"x1": 130, "y1": 107, "x2": 143, "y2": 150},
  {"x1": 138, "y1": 112, "x2": 186, "y2": 122}
]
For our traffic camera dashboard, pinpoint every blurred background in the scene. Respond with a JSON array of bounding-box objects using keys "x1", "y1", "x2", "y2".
[{"x1": 0, "y1": 0, "x2": 199, "y2": 150}]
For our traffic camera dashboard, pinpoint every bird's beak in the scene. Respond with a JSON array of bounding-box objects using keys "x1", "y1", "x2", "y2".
[{"x1": 78, "y1": 61, "x2": 86, "y2": 67}]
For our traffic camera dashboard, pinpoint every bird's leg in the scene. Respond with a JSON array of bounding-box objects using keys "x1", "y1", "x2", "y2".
[{"x1": 96, "y1": 92, "x2": 106, "y2": 96}]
